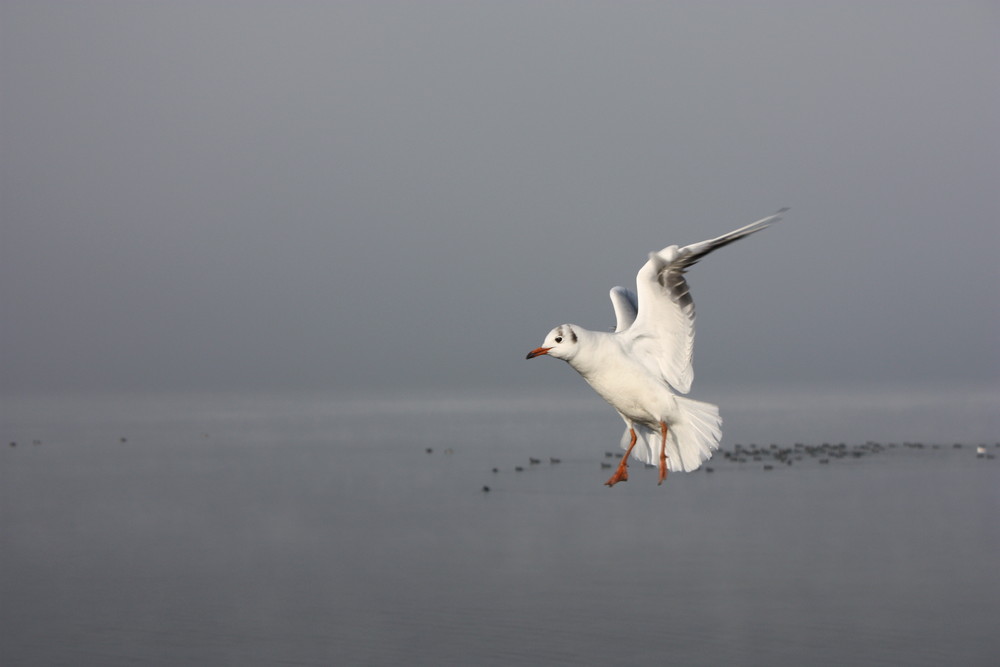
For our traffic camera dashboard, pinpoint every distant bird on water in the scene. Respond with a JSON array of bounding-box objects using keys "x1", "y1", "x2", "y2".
[{"x1": 526, "y1": 209, "x2": 786, "y2": 486}]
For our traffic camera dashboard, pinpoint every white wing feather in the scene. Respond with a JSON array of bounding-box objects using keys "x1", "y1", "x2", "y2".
[
  {"x1": 609, "y1": 286, "x2": 638, "y2": 333},
  {"x1": 620, "y1": 209, "x2": 786, "y2": 393}
]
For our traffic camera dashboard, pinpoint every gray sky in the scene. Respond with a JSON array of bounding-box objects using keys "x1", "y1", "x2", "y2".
[{"x1": 2, "y1": 1, "x2": 998, "y2": 398}]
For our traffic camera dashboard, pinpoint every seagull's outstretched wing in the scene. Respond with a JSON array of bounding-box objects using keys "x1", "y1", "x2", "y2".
[
  {"x1": 609, "y1": 286, "x2": 638, "y2": 333},
  {"x1": 620, "y1": 209, "x2": 786, "y2": 393}
]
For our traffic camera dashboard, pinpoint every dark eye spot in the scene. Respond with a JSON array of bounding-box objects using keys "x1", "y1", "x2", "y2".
[{"x1": 554, "y1": 336, "x2": 563, "y2": 343}]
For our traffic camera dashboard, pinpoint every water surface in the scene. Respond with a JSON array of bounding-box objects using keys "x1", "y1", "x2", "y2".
[{"x1": 2, "y1": 392, "x2": 997, "y2": 665}]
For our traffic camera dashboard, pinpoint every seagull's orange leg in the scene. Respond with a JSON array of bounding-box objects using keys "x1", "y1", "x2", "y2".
[
  {"x1": 605, "y1": 427, "x2": 638, "y2": 486},
  {"x1": 658, "y1": 421, "x2": 669, "y2": 485}
]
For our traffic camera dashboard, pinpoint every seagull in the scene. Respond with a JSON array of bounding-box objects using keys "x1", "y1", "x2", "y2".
[{"x1": 526, "y1": 209, "x2": 786, "y2": 486}]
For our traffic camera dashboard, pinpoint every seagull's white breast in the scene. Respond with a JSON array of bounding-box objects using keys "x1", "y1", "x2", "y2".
[{"x1": 569, "y1": 334, "x2": 677, "y2": 428}]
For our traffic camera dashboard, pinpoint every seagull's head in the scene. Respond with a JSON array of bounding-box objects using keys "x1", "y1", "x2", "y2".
[{"x1": 526, "y1": 324, "x2": 580, "y2": 361}]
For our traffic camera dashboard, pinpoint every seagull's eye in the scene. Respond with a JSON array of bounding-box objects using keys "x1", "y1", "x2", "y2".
[{"x1": 554, "y1": 336, "x2": 563, "y2": 344}]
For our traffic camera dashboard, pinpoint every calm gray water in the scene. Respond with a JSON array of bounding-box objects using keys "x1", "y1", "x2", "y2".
[{"x1": 2, "y1": 392, "x2": 998, "y2": 665}]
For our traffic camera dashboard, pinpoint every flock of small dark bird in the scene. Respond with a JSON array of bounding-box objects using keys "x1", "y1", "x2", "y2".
[
  {"x1": 7, "y1": 437, "x2": 129, "y2": 448},
  {"x1": 9, "y1": 436, "x2": 997, "y2": 498},
  {"x1": 415, "y1": 439, "x2": 1000, "y2": 493}
]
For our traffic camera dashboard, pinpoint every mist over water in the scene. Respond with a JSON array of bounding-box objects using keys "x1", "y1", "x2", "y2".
[{"x1": 2, "y1": 390, "x2": 997, "y2": 665}]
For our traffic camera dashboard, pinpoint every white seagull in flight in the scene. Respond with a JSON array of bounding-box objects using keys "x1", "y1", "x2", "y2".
[{"x1": 526, "y1": 209, "x2": 787, "y2": 486}]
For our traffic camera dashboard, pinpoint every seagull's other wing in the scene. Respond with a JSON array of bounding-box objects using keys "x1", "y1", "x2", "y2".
[
  {"x1": 609, "y1": 286, "x2": 638, "y2": 333},
  {"x1": 621, "y1": 209, "x2": 786, "y2": 393}
]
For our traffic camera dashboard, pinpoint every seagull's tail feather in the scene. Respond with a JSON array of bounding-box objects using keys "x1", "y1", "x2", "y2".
[{"x1": 622, "y1": 397, "x2": 722, "y2": 472}]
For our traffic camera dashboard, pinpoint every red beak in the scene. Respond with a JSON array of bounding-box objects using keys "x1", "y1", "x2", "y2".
[{"x1": 526, "y1": 347, "x2": 552, "y2": 359}]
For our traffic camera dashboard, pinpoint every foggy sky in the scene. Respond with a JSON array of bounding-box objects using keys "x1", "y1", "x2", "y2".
[{"x1": 2, "y1": 1, "x2": 998, "y2": 399}]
